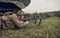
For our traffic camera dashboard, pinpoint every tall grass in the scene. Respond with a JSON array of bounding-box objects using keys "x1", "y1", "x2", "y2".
[{"x1": 0, "y1": 17, "x2": 60, "y2": 38}]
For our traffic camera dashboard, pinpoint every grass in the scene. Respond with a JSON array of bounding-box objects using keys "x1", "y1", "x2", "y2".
[{"x1": 0, "y1": 17, "x2": 60, "y2": 38}]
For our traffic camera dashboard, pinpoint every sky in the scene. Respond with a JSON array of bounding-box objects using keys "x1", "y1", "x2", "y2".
[{"x1": 22, "y1": 0, "x2": 60, "y2": 13}]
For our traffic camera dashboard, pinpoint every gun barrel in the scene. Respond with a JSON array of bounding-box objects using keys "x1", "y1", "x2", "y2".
[{"x1": 22, "y1": 17, "x2": 46, "y2": 21}]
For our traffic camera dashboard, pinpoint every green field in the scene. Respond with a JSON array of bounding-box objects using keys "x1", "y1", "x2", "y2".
[{"x1": 0, "y1": 17, "x2": 60, "y2": 38}]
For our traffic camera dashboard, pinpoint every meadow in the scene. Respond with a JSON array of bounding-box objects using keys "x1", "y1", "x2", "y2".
[{"x1": 0, "y1": 17, "x2": 60, "y2": 38}]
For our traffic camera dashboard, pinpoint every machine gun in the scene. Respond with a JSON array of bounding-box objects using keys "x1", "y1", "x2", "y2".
[
  {"x1": 21, "y1": 17, "x2": 47, "y2": 25},
  {"x1": 21, "y1": 17, "x2": 46, "y2": 21}
]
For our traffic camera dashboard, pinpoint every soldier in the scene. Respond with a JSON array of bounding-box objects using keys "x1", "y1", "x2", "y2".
[
  {"x1": 7, "y1": 14, "x2": 29, "y2": 29},
  {"x1": 7, "y1": 10, "x2": 29, "y2": 29}
]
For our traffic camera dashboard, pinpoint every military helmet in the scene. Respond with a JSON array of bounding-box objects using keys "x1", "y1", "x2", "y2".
[{"x1": 16, "y1": 10, "x2": 25, "y2": 16}]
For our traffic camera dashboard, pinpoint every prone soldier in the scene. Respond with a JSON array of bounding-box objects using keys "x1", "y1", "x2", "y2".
[
  {"x1": 7, "y1": 13, "x2": 29, "y2": 29},
  {"x1": 7, "y1": 10, "x2": 29, "y2": 28}
]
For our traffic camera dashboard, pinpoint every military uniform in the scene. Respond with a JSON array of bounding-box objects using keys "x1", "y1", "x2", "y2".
[
  {"x1": 8, "y1": 14, "x2": 29, "y2": 29},
  {"x1": 0, "y1": 10, "x2": 29, "y2": 29}
]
